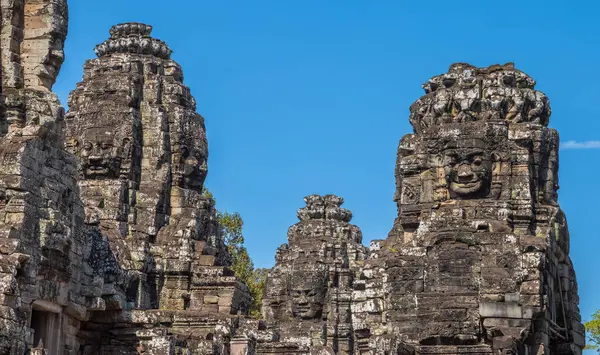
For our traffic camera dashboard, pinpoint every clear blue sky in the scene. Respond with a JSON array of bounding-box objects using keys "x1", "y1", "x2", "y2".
[{"x1": 55, "y1": 0, "x2": 599, "y2": 341}]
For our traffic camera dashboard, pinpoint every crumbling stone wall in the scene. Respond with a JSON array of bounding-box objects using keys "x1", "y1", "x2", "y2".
[
  {"x1": 1, "y1": 0, "x2": 67, "y2": 134},
  {"x1": 248, "y1": 64, "x2": 585, "y2": 355}
]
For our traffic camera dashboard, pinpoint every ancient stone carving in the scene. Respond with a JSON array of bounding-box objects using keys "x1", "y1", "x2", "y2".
[
  {"x1": 68, "y1": 126, "x2": 137, "y2": 179},
  {"x1": 0, "y1": 1, "x2": 86, "y2": 353},
  {"x1": 171, "y1": 118, "x2": 208, "y2": 192},
  {"x1": 380, "y1": 63, "x2": 585, "y2": 355},
  {"x1": 289, "y1": 269, "x2": 328, "y2": 320},
  {"x1": 21, "y1": 0, "x2": 69, "y2": 91},
  {"x1": 0, "y1": 0, "x2": 68, "y2": 134},
  {"x1": 409, "y1": 63, "x2": 551, "y2": 134},
  {"x1": 0, "y1": 4, "x2": 586, "y2": 353},
  {"x1": 443, "y1": 138, "x2": 492, "y2": 199},
  {"x1": 94, "y1": 23, "x2": 172, "y2": 59},
  {"x1": 0, "y1": 21, "x2": 244, "y2": 354},
  {"x1": 260, "y1": 195, "x2": 367, "y2": 353}
]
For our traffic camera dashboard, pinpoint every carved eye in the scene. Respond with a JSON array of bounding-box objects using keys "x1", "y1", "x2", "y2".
[
  {"x1": 473, "y1": 157, "x2": 483, "y2": 166},
  {"x1": 83, "y1": 142, "x2": 93, "y2": 151},
  {"x1": 446, "y1": 154, "x2": 459, "y2": 164},
  {"x1": 194, "y1": 151, "x2": 206, "y2": 162},
  {"x1": 101, "y1": 142, "x2": 111, "y2": 150}
]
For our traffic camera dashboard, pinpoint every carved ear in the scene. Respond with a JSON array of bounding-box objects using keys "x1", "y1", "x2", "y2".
[
  {"x1": 490, "y1": 152, "x2": 503, "y2": 179},
  {"x1": 491, "y1": 152, "x2": 501, "y2": 162},
  {"x1": 121, "y1": 138, "x2": 131, "y2": 157},
  {"x1": 66, "y1": 138, "x2": 79, "y2": 151},
  {"x1": 430, "y1": 154, "x2": 444, "y2": 167}
]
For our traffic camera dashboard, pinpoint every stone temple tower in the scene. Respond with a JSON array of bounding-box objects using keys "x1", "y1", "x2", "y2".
[
  {"x1": 378, "y1": 63, "x2": 585, "y2": 355},
  {"x1": 261, "y1": 194, "x2": 367, "y2": 353}
]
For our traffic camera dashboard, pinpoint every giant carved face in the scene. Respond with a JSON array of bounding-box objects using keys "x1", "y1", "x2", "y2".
[
  {"x1": 22, "y1": 0, "x2": 67, "y2": 90},
  {"x1": 443, "y1": 140, "x2": 492, "y2": 199},
  {"x1": 41, "y1": 35, "x2": 65, "y2": 88},
  {"x1": 172, "y1": 114, "x2": 208, "y2": 192},
  {"x1": 290, "y1": 271, "x2": 327, "y2": 320},
  {"x1": 72, "y1": 128, "x2": 130, "y2": 179},
  {"x1": 175, "y1": 145, "x2": 207, "y2": 191}
]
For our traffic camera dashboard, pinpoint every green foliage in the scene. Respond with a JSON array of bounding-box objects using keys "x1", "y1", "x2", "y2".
[
  {"x1": 210, "y1": 191, "x2": 265, "y2": 318},
  {"x1": 585, "y1": 310, "x2": 600, "y2": 352},
  {"x1": 201, "y1": 186, "x2": 214, "y2": 201},
  {"x1": 218, "y1": 211, "x2": 244, "y2": 247},
  {"x1": 246, "y1": 267, "x2": 268, "y2": 318}
]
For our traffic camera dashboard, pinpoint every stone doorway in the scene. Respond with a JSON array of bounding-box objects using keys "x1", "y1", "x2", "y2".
[{"x1": 30, "y1": 303, "x2": 62, "y2": 355}]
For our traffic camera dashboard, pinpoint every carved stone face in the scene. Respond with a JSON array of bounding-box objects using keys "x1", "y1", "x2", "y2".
[
  {"x1": 24, "y1": 35, "x2": 65, "y2": 90},
  {"x1": 290, "y1": 273, "x2": 326, "y2": 320},
  {"x1": 73, "y1": 128, "x2": 129, "y2": 179},
  {"x1": 22, "y1": 1, "x2": 68, "y2": 90},
  {"x1": 176, "y1": 145, "x2": 207, "y2": 191},
  {"x1": 444, "y1": 145, "x2": 492, "y2": 199},
  {"x1": 42, "y1": 36, "x2": 65, "y2": 87}
]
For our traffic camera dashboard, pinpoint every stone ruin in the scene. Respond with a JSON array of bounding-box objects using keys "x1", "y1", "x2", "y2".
[
  {"x1": 261, "y1": 194, "x2": 367, "y2": 353},
  {"x1": 0, "y1": 8, "x2": 251, "y2": 353},
  {"x1": 370, "y1": 62, "x2": 584, "y2": 355},
  {"x1": 0, "y1": 1, "x2": 586, "y2": 354}
]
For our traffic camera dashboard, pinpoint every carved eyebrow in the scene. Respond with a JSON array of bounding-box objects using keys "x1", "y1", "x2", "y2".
[
  {"x1": 467, "y1": 151, "x2": 484, "y2": 158},
  {"x1": 445, "y1": 153, "x2": 461, "y2": 161}
]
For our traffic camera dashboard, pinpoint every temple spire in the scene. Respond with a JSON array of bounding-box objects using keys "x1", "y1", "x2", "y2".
[{"x1": 94, "y1": 22, "x2": 172, "y2": 59}]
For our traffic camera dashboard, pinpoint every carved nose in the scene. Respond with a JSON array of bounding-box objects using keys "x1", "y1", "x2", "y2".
[
  {"x1": 183, "y1": 161, "x2": 196, "y2": 175},
  {"x1": 457, "y1": 165, "x2": 473, "y2": 179}
]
